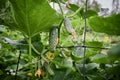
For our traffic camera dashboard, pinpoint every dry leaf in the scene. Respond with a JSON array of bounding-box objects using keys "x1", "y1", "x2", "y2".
[{"x1": 66, "y1": 2, "x2": 71, "y2": 8}]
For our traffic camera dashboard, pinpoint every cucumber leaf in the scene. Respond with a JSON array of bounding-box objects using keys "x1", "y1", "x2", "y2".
[
  {"x1": 91, "y1": 54, "x2": 109, "y2": 63},
  {"x1": 8, "y1": 0, "x2": 63, "y2": 37},
  {"x1": 89, "y1": 14, "x2": 120, "y2": 35}
]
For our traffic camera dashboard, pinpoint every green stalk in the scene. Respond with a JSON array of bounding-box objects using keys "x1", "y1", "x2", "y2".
[
  {"x1": 38, "y1": 57, "x2": 40, "y2": 69},
  {"x1": 31, "y1": 44, "x2": 48, "y2": 62},
  {"x1": 28, "y1": 37, "x2": 32, "y2": 71},
  {"x1": 57, "y1": 0, "x2": 64, "y2": 16},
  {"x1": 24, "y1": 35, "x2": 48, "y2": 62},
  {"x1": 69, "y1": 4, "x2": 84, "y2": 18}
]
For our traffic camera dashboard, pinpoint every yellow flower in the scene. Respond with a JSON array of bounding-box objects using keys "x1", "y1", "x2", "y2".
[
  {"x1": 47, "y1": 52, "x2": 55, "y2": 60},
  {"x1": 35, "y1": 69, "x2": 41, "y2": 77},
  {"x1": 103, "y1": 36, "x2": 109, "y2": 43}
]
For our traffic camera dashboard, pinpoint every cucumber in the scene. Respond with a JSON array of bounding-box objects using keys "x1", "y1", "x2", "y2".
[
  {"x1": 44, "y1": 62, "x2": 54, "y2": 75},
  {"x1": 64, "y1": 17, "x2": 73, "y2": 34},
  {"x1": 49, "y1": 27, "x2": 58, "y2": 52}
]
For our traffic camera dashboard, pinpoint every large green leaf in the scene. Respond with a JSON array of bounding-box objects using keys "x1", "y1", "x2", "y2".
[
  {"x1": 80, "y1": 8, "x2": 98, "y2": 18},
  {"x1": 107, "y1": 43, "x2": 120, "y2": 59},
  {"x1": 86, "y1": 63, "x2": 99, "y2": 71},
  {"x1": 89, "y1": 14, "x2": 120, "y2": 35},
  {"x1": 91, "y1": 54, "x2": 109, "y2": 63},
  {"x1": 105, "y1": 64, "x2": 120, "y2": 76},
  {"x1": 86, "y1": 41, "x2": 103, "y2": 57},
  {"x1": 8, "y1": 0, "x2": 63, "y2": 37}
]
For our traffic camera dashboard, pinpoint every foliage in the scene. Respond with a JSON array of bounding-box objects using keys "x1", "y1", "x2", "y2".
[
  {"x1": 2, "y1": 0, "x2": 63, "y2": 37},
  {"x1": 0, "y1": 0, "x2": 120, "y2": 80},
  {"x1": 89, "y1": 14, "x2": 120, "y2": 35}
]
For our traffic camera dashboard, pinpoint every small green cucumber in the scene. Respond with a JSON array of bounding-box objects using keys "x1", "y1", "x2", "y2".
[
  {"x1": 64, "y1": 17, "x2": 73, "y2": 34},
  {"x1": 49, "y1": 27, "x2": 58, "y2": 52}
]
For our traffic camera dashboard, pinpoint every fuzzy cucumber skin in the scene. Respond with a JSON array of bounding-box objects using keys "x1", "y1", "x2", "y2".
[
  {"x1": 49, "y1": 27, "x2": 58, "y2": 52},
  {"x1": 64, "y1": 17, "x2": 73, "y2": 34}
]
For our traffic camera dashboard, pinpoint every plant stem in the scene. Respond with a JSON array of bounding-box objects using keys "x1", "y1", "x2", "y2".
[
  {"x1": 82, "y1": 0, "x2": 88, "y2": 79},
  {"x1": 28, "y1": 37, "x2": 32, "y2": 70},
  {"x1": 38, "y1": 57, "x2": 40, "y2": 69},
  {"x1": 69, "y1": 4, "x2": 84, "y2": 18},
  {"x1": 57, "y1": 0, "x2": 64, "y2": 16},
  {"x1": 30, "y1": 44, "x2": 48, "y2": 62},
  {"x1": 24, "y1": 35, "x2": 48, "y2": 62}
]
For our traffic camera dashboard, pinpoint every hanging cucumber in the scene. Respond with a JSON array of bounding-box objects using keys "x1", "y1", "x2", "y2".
[
  {"x1": 64, "y1": 17, "x2": 73, "y2": 34},
  {"x1": 44, "y1": 62, "x2": 54, "y2": 75},
  {"x1": 49, "y1": 27, "x2": 58, "y2": 52},
  {"x1": 64, "y1": 17, "x2": 77, "y2": 42}
]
